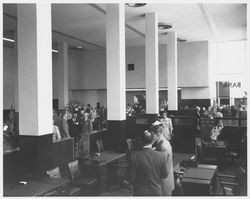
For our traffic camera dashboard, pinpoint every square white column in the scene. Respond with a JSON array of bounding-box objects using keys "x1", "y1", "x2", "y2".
[
  {"x1": 145, "y1": 13, "x2": 159, "y2": 114},
  {"x1": 14, "y1": 31, "x2": 19, "y2": 112},
  {"x1": 0, "y1": 3, "x2": 3, "y2": 130},
  {"x1": 17, "y1": 4, "x2": 52, "y2": 136},
  {"x1": 167, "y1": 32, "x2": 178, "y2": 110},
  {"x1": 57, "y1": 42, "x2": 69, "y2": 110},
  {"x1": 106, "y1": 4, "x2": 126, "y2": 120}
]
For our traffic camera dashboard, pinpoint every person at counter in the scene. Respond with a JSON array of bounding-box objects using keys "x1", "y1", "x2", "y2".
[
  {"x1": 53, "y1": 119, "x2": 61, "y2": 142},
  {"x1": 53, "y1": 109, "x2": 61, "y2": 127},
  {"x1": 160, "y1": 112, "x2": 173, "y2": 141},
  {"x1": 68, "y1": 111, "x2": 81, "y2": 142},
  {"x1": 214, "y1": 108, "x2": 224, "y2": 129},
  {"x1": 59, "y1": 111, "x2": 70, "y2": 138},
  {"x1": 80, "y1": 112, "x2": 93, "y2": 134}
]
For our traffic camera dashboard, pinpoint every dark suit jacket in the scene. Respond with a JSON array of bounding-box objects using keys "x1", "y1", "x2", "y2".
[
  {"x1": 128, "y1": 147, "x2": 168, "y2": 196},
  {"x1": 68, "y1": 119, "x2": 81, "y2": 138},
  {"x1": 80, "y1": 118, "x2": 93, "y2": 133}
]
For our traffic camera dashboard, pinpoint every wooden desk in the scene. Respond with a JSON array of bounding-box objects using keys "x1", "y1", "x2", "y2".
[
  {"x1": 174, "y1": 164, "x2": 218, "y2": 196},
  {"x1": 173, "y1": 153, "x2": 193, "y2": 167},
  {"x1": 201, "y1": 140, "x2": 227, "y2": 168},
  {"x1": 79, "y1": 151, "x2": 126, "y2": 192},
  {"x1": 4, "y1": 178, "x2": 69, "y2": 196}
]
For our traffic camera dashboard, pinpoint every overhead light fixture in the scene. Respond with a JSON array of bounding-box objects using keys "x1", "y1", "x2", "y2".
[
  {"x1": 177, "y1": 38, "x2": 187, "y2": 42},
  {"x1": 52, "y1": 49, "x2": 58, "y2": 53},
  {"x1": 69, "y1": 46, "x2": 85, "y2": 51},
  {"x1": 126, "y1": 3, "x2": 147, "y2": 7},
  {"x1": 161, "y1": 32, "x2": 168, "y2": 35},
  {"x1": 3, "y1": 37, "x2": 15, "y2": 43},
  {"x1": 158, "y1": 23, "x2": 172, "y2": 30}
]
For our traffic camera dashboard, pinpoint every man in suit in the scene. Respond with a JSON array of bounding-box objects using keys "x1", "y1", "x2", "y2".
[
  {"x1": 127, "y1": 131, "x2": 168, "y2": 196},
  {"x1": 150, "y1": 123, "x2": 175, "y2": 196},
  {"x1": 68, "y1": 112, "x2": 81, "y2": 142}
]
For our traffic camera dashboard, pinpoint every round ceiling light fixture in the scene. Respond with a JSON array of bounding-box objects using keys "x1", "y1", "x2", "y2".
[
  {"x1": 158, "y1": 23, "x2": 172, "y2": 30},
  {"x1": 126, "y1": 3, "x2": 147, "y2": 7}
]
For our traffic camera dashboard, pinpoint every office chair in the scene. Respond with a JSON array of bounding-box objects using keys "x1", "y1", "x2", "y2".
[
  {"x1": 46, "y1": 166, "x2": 81, "y2": 196},
  {"x1": 68, "y1": 160, "x2": 98, "y2": 196},
  {"x1": 96, "y1": 139, "x2": 104, "y2": 153},
  {"x1": 217, "y1": 166, "x2": 245, "y2": 196},
  {"x1": 46, "y1": 166, "x2": 61, "y2": 179},
  {"x1": 126, "y1": 138, "x2": 133, "y2": 152},
  {"x1": 109, "y1": 138, "x2": 133, "y2": 193}
]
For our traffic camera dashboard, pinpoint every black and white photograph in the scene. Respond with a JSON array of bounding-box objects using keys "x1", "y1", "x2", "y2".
[{"x1": 1, "y1": 0, "x2": 248, "y2": 197}]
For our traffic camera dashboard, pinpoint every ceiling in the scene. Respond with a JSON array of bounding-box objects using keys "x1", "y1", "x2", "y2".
[{"x1": 3, "y1": 3, "x2": 247, "y2": 50}]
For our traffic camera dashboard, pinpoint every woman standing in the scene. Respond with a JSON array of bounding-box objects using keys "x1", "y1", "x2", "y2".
[{"x1": 160, "y1": 112, "x2": 173, "y2": 141}]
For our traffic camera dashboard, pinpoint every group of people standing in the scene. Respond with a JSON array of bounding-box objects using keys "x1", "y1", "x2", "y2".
[
  {"x1": 127, "y1": 112, "x2": 174, "y2": 196},
  {"x1": 52, "y1": 107, "x2": 95, "y2": 142}
]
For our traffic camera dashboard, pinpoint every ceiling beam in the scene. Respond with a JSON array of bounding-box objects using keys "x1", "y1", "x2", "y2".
[
  {"x1": 52, "y1": 29, "x2": 104, "y2": 49},
  {"x1": 3, "y1": 12, "x2": 104, "y2": 49},
  {"x1": 199, "y1": 4, "x2": 217, "y2": 38},
  {"x1": 88, "y1": 3, "x2": 145, "y2": 38}
]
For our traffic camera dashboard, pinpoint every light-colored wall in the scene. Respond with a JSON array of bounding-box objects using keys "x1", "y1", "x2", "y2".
[
  {"x1": 3, "y1": 41, "x2": 210, "y2": 110},
  {"x1": 178, "y1": 41, "x2": 209, "y2": 87},
  {"x1": 209, "y1": 41, "x2": 247, "y2": 99},
  {"x1": 52, "y1": 53, "x2": 58, "y2": 99},
  {"x1": 70, "y1": 89, "x2": 107, "y2": 107},
  {"x1": 181, "y1": 87, "x2": 210, "y2": 99},
  {"x1": 77, "y1": 49, "x2": 106, "y2": 89},
  {"x1": 3, "y1": 47, "x2": 16, "y2": 109},
  {"x1": 73, "y1": 41, "x2": 209, "y2": 89},
  {"x1": 126, "y1": 46, "x2": 145, "y2": 88}
]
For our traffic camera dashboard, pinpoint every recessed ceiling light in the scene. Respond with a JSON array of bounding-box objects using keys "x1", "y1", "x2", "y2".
[
  {"x1": 76, "y1": 46, "x2": 83, "y2": 49},
  {"x1": 126, "y1": 3, "x2": 147, "y2": 7},
  {"x1": 158, "y1": 23, "x2": 172, "y2": 30}
]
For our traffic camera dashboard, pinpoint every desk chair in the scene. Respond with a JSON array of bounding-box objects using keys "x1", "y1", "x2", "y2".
[
  {"x1": 217, "y1": 166, "x2": 245, "y2": 196},
  {"x1": 126, "y1": 138, "x2": 133, "y2": 151},
  {"x1": 196, "y1": 141, "x2": 228, "y2": 170},
  {"x1": 96, "y1": 139, "x2": 104, "y2": 153},
  {"x1": 68, "y1": 160, "x2": 98, "y2": 196},
  {"x1": 108, "y1": 138, "x2": 133, "y2": 193},
  {"x1": 46, "y1": 166, "x2": 81, "y2": 196}
]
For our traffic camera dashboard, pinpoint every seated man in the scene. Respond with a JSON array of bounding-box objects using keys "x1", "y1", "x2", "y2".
[{"x1": 127, "y1": 130, "x2": 168, "y2": 196}]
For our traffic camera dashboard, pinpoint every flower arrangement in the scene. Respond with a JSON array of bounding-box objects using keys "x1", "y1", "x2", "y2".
[
  {"x1": 210, "y1": 126, "x2": 222, "y2": 141},
  {"x1": 89, "y1": 108, "x2": 99, "y2": 122},
  {"x1": 64, "y1": 100, "x2": 99, "y2": 121},
  {"x1": 64, "y1": 100, "x2": 82, "y2": 116},
  {"x1": 3, "y1": 106, "x2": 18, "y2": 150}
]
